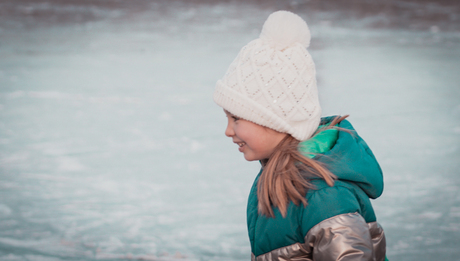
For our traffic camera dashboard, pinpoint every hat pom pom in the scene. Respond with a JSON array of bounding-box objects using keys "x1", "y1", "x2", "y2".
[{"x1": 259, "y1": 11, "x2": 311, "y2": 49}]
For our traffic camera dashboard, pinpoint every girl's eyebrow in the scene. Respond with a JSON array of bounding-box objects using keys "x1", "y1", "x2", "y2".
[{"x1": 223, "y1": 109, "x2": 234, "y2": 117}]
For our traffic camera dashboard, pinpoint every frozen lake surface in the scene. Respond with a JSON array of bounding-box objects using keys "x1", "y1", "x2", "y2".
[{"x1": 1, "y1": 0, "x2": 460, "y2": 260}]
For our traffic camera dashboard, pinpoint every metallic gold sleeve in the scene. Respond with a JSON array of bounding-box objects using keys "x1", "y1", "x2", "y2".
[
  {"x1": 253, "y1": 213, "x2": 386, "y2": 261},
  {"x1": 304, "y1": 212, "x2": 373, "y2": 260}
]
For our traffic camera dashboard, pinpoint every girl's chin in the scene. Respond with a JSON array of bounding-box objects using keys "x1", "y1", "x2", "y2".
[
  {"x1": 243, "y1": 153, "x2": 259, "y2": 162},
  {"x1": 242, "y1": 152, "x2": 252, "y2": 161}
]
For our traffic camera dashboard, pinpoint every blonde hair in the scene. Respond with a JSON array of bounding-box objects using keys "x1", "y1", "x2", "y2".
[{"x1": 257, "y1": 115, "x2": 349, "y2": 217}]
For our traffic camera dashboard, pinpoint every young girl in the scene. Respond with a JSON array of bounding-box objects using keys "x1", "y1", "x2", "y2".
[{"x1": 213, "y1": 11, "x2": 386, "y2": 261}]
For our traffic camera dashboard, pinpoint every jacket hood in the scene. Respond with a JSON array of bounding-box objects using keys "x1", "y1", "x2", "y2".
[{"x1": 303, "y1": 116, "x2": 384, "y2": 199}]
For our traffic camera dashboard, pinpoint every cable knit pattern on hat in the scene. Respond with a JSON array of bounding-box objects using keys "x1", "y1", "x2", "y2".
[{"x1": 213, "y1": 11, "x2": 321, "y2": 141}]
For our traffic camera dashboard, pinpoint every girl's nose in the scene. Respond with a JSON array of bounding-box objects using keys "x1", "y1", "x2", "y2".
[{"x1": 225, "y1": 122, "x2": 234, "y2": 137}]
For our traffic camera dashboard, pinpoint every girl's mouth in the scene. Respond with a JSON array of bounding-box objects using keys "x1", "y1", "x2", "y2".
[{"x1": 237, "y1": 142, "x2": 246, "y2": 147}]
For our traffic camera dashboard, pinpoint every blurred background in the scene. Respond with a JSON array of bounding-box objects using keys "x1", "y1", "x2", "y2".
[{"x1": 0, "y1": 0, "x2": 459, "y2": 260}]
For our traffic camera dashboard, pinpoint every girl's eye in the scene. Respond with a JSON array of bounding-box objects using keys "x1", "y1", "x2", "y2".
[{"x1": 232, "y1": 116, "x2": 240, "y2": 121}]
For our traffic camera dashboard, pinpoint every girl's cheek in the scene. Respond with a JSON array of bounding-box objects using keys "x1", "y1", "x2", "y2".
[{"x1": 234, "y1": 126, "x2": 243, "y2": 137}]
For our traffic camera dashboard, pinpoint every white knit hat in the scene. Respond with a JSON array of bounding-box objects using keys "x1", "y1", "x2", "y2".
[{"x1": 213, "y1": 11, "x2": 321, "y2": 141}]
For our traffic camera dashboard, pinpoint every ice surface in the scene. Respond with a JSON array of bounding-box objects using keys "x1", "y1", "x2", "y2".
[{"x1": 0, "y1": 0, "x2": 459, "y2": 260}]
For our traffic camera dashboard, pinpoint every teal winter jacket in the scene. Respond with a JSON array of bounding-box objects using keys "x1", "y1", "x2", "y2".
[{"x1": 247, "y1": 117, "x2": 386, "y2": 261}]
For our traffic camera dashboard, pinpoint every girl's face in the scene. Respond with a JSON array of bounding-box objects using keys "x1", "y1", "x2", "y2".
[{"x1": 224, "y1": 110, "x2": 287, "y2": 161}]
